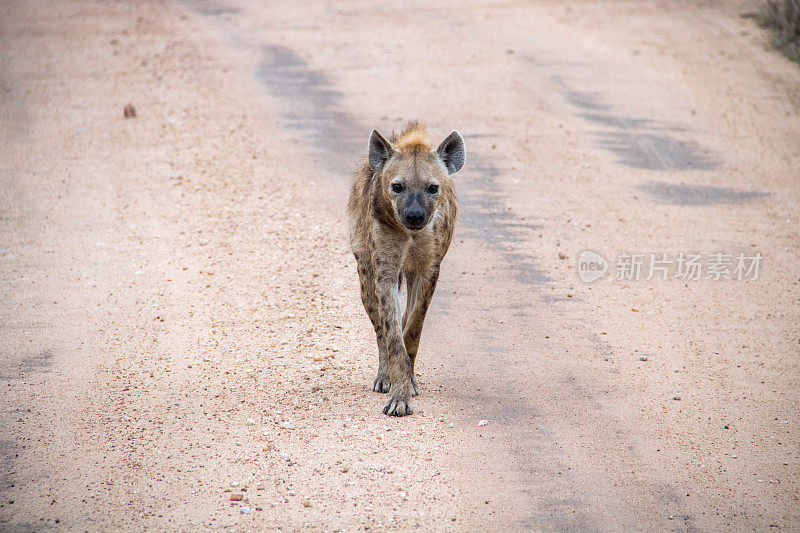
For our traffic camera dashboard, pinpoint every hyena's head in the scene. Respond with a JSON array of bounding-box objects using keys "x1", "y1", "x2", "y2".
[{"x1": 368, "y1": 127, "x2": 465, "y2": 231}]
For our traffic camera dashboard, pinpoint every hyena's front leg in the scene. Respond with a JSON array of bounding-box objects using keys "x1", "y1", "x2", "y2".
[
  {"x1": 375, "y1": 260, "x2": 414, "y2": 416},
  {"x1": 355, "y1": 253, "x2": 390, "y2": 393},
  {"x1": 403, "y1": 264, "x2": 440, "y2": 397}
]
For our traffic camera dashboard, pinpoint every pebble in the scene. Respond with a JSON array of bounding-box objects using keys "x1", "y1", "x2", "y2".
[
  {"x1": 230, "y1": 493, "x2": 243, "y2": 501},
  {"x1": 478, "y1": 420, "x2": 488, "y2": 427},
  {"x1": 123, "y1": 103, "x2": 136, "y2": 118},
  {"x1": 673, "y1": 396, "x2": 681, "y2": 401},
  {"x1": 240, "y1": 506, "x2": 251, "y2": 514},
  {"x1": 639, "y1": 356, "x2": 648, "y2": 361}
]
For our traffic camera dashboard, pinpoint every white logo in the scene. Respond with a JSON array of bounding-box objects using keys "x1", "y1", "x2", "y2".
[{"x1": 578, "y1": 250, "x2": 607, "y2": 282}]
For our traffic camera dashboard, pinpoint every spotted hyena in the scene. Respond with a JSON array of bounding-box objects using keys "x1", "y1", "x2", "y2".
[{"x1": 347, "y1": 121, "x2": 465, "y2": 416}]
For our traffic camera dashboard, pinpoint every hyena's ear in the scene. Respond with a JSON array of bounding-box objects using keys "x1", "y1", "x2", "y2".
[
  {"x1": 436, "y1": 131, "x2": 465, "y2": 174},
  {"x1": 368, "y1": 130, "x2": 394, "y2": 171}
]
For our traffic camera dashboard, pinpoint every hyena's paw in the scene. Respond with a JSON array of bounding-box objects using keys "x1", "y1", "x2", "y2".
[
  {"x1": 411, "y1": 376, "x2": 419, "y2": 397},
  {"x1": 383, "y1": 385, "x2": 413, "y2": 417},
  {"x1": 372, "y1": 373, "x2": 391, "y2": 393}
]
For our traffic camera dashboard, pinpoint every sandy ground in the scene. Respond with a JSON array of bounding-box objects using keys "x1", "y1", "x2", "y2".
[{"x1": 1, "y1": 0, "x2": 799, "y2": 530}]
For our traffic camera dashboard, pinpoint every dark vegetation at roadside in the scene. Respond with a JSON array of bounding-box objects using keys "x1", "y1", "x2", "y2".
[{"x1": 755, "y1": 0, "x2": 800, "y2": 64}]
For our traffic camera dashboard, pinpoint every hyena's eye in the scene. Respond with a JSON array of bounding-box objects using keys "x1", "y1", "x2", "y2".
[
  {"x1": 427, "y1": 184, "x2": 439, "y2": 194},
  {"x1": 391, "y1": 183, "x2": 404, "y2": 193}
]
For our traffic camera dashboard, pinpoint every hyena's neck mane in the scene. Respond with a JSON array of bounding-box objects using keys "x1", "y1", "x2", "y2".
[{"x1": 390, "y1": 121, "x2": 433, "y2": 153}]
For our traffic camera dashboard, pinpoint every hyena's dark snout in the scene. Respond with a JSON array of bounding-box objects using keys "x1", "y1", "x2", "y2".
[
  {"x1": 402, "y1": 194, "x2": 428, "y2": 230},
  {"x1": 404, "y1": 208, "x2": 425, "y2": 228}
]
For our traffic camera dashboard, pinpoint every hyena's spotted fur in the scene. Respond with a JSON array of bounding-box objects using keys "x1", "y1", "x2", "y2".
[{"x1": 347, "y1": 121, "x2": 465, "y2": 416}]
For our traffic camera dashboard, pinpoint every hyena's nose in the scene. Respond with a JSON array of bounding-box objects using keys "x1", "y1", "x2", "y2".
[{"x1": 405, "y1": 209, "x2": 425, "y2": 227}]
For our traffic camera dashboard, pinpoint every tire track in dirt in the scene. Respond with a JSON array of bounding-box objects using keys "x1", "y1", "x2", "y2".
[
  {"x1": 256, "y1": 45, "x2": 363, "y2": 176},
  {"x1": 518, "y1": 51, "x2": 776, "y2": 209}
]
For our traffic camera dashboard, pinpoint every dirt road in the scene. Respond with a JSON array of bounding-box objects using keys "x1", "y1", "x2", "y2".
[{"x1": 1, "y1": 0, "x2": 799, "y2": 530}]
